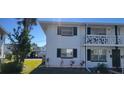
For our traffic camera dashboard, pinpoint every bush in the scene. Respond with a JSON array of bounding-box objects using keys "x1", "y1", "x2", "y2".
[
  {"x1": 1, "y1": 62, "x2": 22, "y2": 74},
  {"x1": 96, "y1": 63, "x2": 108, "y2": 74},
  {"x1": 5, "y1": 54, "x2": 12, "y2": 60}
]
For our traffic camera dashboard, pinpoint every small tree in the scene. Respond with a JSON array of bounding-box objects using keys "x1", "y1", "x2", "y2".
[{"x1": 8, "y1": 18, "x2": 37, "y2": 64}]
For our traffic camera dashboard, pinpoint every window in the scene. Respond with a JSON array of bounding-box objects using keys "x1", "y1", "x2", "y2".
[
  {"x1": 87, "y1": 49, "x2": 107, "y2": 62},
  {"x1": 57, "y1": 27, "x2": 77, "y2": 36},
  {"x1": 87, "y1": 27, "x2": 106, "y2": 35},
  {"x1": 57, "y1": 48, "x2": 77, "y2": 58},
  {"x1": 92, "y1": 28, "x2": 106, "y2": 35},
  {"x1": 61, "y1": 49, "x2": 73, "y2": 58}
]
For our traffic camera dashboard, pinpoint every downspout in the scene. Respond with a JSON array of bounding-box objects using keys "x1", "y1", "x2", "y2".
[
  {"x1": 115, "y1": 25, "x2": 118, "y2": 49},
  {"x1": 84, "y1": 24, "x2": 87, "y2": 68}
]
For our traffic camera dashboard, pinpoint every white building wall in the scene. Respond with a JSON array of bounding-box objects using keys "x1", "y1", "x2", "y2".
[
  {"x1": 106, "y1": 26, "x2": 115, "y2": 35},
  {"x1": 44, "y1": 23, "x2": 124, "y2": 68},
  {"x1": 45, "y1": 24, "x2": 86, "y2": 67}
]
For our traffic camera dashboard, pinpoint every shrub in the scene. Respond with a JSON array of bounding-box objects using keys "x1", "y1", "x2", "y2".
[
  {"x1": 1, "y1": 62, "x2": 22, "y2": 74},
  {"x1": 96, "y1": 63, "x2": 108, "y2": 74},
  {"x1": 5, "y1": 54, "x2": 12, "y2": 60}
]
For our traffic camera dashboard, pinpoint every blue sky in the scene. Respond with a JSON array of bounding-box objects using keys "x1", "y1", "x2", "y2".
[
  {"x1": 0, "y1": 18, "x2": 46, "y2": 47},
  {"x1": 1, "y1": 18, "x2": 124, "y2": 47}
]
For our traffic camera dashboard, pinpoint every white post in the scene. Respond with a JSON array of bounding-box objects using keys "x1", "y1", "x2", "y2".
[{"x1": 122, "y1": 61, "x2": 124, "y2": 74}]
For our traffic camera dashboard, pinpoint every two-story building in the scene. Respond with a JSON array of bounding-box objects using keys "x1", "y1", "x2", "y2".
[
  {"x1": 0, "y1": 25, "x2": 7, "y2": 62},
  {"x1": 40, "y1": 21, "x2": 124, "y2": 69}
]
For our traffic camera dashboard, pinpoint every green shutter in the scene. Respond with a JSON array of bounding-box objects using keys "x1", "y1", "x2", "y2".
[
  {"x1": 57, "y1": 27, "x2": 61, "y2": 35},
  {"x1": 57, "y1": 48, "x2": 61, "y2": 57},
  {"x1": 87, "y1": 27, "x2": 91, "y2": 35},
  {"x1": 87, "y1": 49, "x2": 91, "y2": 61},
  {"x1": 73, "y1": 27, "x2": 77, "y2": 35},
  {"x1": 73, "y1": 49, "x2": 77, "y2": 57}
]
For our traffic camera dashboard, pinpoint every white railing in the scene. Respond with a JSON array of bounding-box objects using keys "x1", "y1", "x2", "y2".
[
  {"x1": 118, "y1": 35, "x2": 124, "y2": 44},
  {"x1": 84, "y1": 35, "x2": 124, "y2": 46},
  {"x1": 86, "y1": 35, "x2": 116, "y2": 45},
  {"x1": 84, "y1": 35, "x2": 124, "y2": 45}
]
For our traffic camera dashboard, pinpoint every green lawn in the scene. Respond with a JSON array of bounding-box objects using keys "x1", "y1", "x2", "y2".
[{"x1": 21, "y1": 59, "x2": 42, "y2": 74}]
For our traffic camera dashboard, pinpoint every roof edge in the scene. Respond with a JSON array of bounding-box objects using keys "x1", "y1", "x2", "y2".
[
  {"x1": 39, "y1": 21, "x2": 124, "y2": 25},
  {"x1": 0, "y1": 24, "x2": 8, "y2": 34}
]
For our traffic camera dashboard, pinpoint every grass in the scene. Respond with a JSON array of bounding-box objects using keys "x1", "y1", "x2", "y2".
[{"x1": 21, "y1": 59, "x2": 42, "y2": 74}]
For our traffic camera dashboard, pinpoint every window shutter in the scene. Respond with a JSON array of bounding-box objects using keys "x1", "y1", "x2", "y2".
[
  {"x1": 73, "y1": 27, "x2": 77, "y2": 35},
  {"x1": 57, "y1": 48, "x2": 61, "y2": 57},
  {"x1": 87, "y1": 49, "x2": 91, "y2": 61},
  {"x1": 87, "y1": 27, "x2": 91, "y2": 35},
  {"x1": 73, "y1": 49, "x2": 77, "y2": 57},
  {"x1": 57, "y1": 27, "x2": 61, "y2": 35}
]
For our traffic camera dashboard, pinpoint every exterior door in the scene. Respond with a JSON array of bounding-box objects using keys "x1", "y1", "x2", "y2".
[{"x1": 112, "y1": 49, "x2": 120, "y2": 68}]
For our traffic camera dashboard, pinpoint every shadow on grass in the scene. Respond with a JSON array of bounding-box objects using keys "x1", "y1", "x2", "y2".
[{"x1": 1, "y1": 62, "x2": 22, "y2": 74}]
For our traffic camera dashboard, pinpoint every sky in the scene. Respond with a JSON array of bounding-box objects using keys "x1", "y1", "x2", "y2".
[{"x1": 1, "y1": 18, "x2": 124, "y2": 47}]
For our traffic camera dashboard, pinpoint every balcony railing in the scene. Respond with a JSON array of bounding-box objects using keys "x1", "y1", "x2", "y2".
[{"x1": 84, "y1": 35, "x2": 124, "y2": 46}]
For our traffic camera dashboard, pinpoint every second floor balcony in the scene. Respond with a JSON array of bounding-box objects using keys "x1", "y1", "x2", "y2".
[{"x1": 83, "y1": 35, "x2": 124, "y2": 46}]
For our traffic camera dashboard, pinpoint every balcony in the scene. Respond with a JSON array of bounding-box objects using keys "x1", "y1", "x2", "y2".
[{"x1": 84, "y1": 35, "x2": 124, "y2": 46}]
